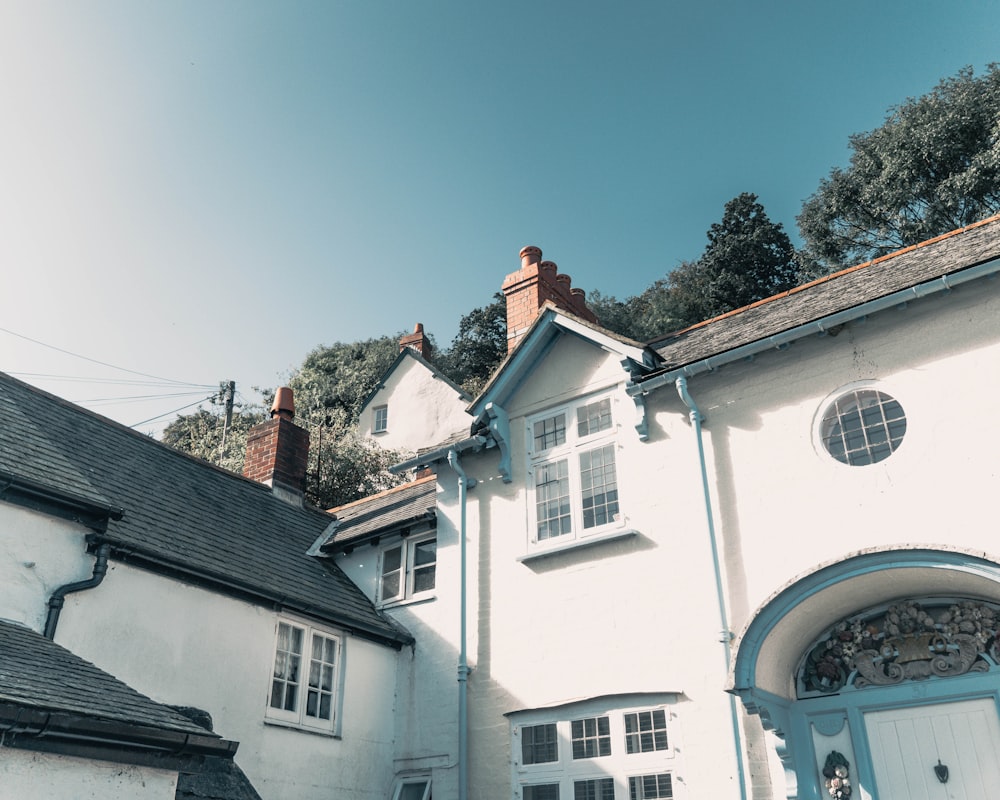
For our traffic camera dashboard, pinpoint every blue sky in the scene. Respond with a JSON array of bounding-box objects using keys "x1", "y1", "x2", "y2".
[{"x1": 2, "y1": 1, "x2": 998, "y2": 434}]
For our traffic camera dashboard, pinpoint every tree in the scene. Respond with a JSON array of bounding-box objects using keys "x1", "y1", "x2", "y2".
[
  {"x1": 288, "y1": 336, "x2": 402, "y2": 422},
  {"x1": 668, "y1": 193, "x2": 801, "y2": 325},
  {"x1": 589, "y1": 282, "x2": 685, "y2": 342},
  {"x1": 799, "y1": 64, "x2": 1000, "y2": 270},
  {"x1": 161, "y1": 399, "x2": 265, "y2": 475},
  {"x1": 284, "y1": 337, "x2": 407, "y2": 507},
  {"x1": 437, "y1": 293, "x2": 508, "y2": 396},
  {"x1": 587, "y1": 194, "x2": 801, "y2": 339}
]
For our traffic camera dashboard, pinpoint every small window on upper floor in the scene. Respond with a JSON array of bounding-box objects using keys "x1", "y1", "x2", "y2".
[
  {"x1": 379, "y1": 534, "x2": 437, "y2": 605},
  {"x1": 527, "y1": 394, "x2": 623, "y2": 551},
  {"x1": 266, "y1": 618, "x2": 342, "y2": 733},
  {"x1": 374, "y1": 405, "x2": 389, "y2": 434},
  {"x1": 819, "y1": 388, "x2": 906, "y2": 466},
  {"x1": 391, "y1": 777, "x2": 431, "y2": 800}
]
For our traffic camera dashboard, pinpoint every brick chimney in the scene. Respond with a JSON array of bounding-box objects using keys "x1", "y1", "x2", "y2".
[
  {"x1": 399, "y1": 322, "x2": 433, "y2": 360},
  {"x1": 243, "y1": 387, "x2": 310, "y2": 499},
  {"x1": 501, "y1": 246, "x2": 597, "y2": 352}
]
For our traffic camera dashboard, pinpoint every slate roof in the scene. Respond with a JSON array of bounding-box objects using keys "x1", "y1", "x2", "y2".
[
  {"x1": 176, "y1": 758, "x2": 264, "y2": 800},
  {"x1": 0, "y1": 372, "x2": 410, "y2": 647},
  {"x1": 0, "y1": 619, "x2": 216, "y2": 737},
  {"x1": 320, "y1": 475, "x2": 437, "y2": 551},
  {"x1": 648, "y1": 215, "x2": 1000, "y2": 370}
]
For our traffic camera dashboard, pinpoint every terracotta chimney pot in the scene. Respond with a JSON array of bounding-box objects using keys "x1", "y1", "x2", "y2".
[
  {"x1": 271, "y1": 387, "x2": 295, "y2": 420},
  {"x1": 520, "y1": 246, "x2": 542, "y2": 269}
]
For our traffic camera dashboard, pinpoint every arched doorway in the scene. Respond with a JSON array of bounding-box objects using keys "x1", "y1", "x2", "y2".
[{"x1": 730, "y1": 548, "x2": 1000, "y2": 800}]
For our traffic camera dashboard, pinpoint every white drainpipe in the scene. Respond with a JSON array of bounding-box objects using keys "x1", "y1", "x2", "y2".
[{"x1": 675, "y1": 375, "x2": 748, "y2": 800}]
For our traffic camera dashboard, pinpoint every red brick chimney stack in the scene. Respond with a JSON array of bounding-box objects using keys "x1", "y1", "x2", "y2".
[
  {"x1": 243, "y1": 387, "x2": 310, "y2": 496},
  {"x1": 399, "y1": 322, "x2": 433, "y2": 360},
  {"x1": 501, "y1": 246, "x2": 597, "y2": 352}
]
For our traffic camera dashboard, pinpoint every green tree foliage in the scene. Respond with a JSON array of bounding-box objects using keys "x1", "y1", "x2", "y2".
[
  {"x1": 591, "y1": 193, "x2": 800, "y2": 338},
  {"x1": 162, "y1": 338, "x2": 408, "y2": 509},
  {"x1": 669, "y1": 192, "x2": 800, "y2": 325},
  {"x1": 437, "y1": 293, "x2": 508, "y2": 396},
  {"x1": 161, "y1": 396, "x2": 266, "y2": 475},
  {"x1": 282, "y1": 336, "x2": 407, "y2": 507},
  {"x1": 588, "y1": 281, "x2": 684, "y2": 342},
  {"x1": 288, "y1": 336, "x2": 402, "y2": 422},
  {"x1": 799, "y1": 64, "x2": 1000, "y2": 270}
]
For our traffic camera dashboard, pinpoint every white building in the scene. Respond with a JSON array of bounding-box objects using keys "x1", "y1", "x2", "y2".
[
  {"x1": 358, "y1": 322, "x2": 471, "y2": 456},
  {"x1": 0, "y1": 378, "x2": 412, "y2": 799},
  {"x1": 7, "y1": 215, "x2": 1000, "y2": 800},
  {"x1": 326, "y1": 220, "x2": 1000, "y2": 800}
]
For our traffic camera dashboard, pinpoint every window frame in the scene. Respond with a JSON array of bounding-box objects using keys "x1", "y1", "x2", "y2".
[
  {"x1": 373, "y1": 404, "x2": 389, "y2": 434},
  {"x1": 390, "y1": 776, "x2": 432, "y2": 800},
  {"x1": 378, "y1": 533, "x2": 437, "y2": 606},
  {"x1": 265, "y1": 617, "x2": 343, "y2": 734},
  {"x1": 814, "y1": 382, "x2": 907, "y2": 467},
  {"x1": 512, "y1": 700, "x2": 677, "y2": 799},
  {"x1": 526, "y1": 392, "x2": 624, "y2": 552}
]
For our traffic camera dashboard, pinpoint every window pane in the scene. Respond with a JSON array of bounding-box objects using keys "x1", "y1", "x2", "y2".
[
  {"x1": 574, "y1": 778, "x2": 614, "y2": 800},
  {"x1": 411, "y1": 538, "x2": 437, "y2": 594},
  {"x1": 624, "y1": 710, "x2": 669, "y2": 754},
  {"x1": 534, "y1": 413, "x2": 567, "y2": 451},
  {"x1": 305, "y1": 633, "x2": 337, "y2": 720},
  {"x1": 821, "y1": 390, "x2": 906, "y2": 466},
  {"x1": 572, "y1": 715, "x2": 611, "y2": 759},
  {"x1": 524, "y1": 785, "x2": 560, "y2": 800},
  {"x1": 522, "y1": 723, "x2": 558, "y2": 764},
  {"x1": 577, "y1": 397, "x2": 613, "y2": 437},
  {"x1": 270, "y1": 623, "x2": 303, "y2": 711},
  {"x1": 536, "y1": 459, "x2": 572, "y2": 540},
  {"x1": 580, "y1": 445, "x2": 619, "y2": 529},
  {"x1": 397, "y1": 781, "x2": 430, "y2": 800},
  {"x1": 629, "y1": 773, "x2": 673, "y2": 799},
  {"x1": 382, "y1": 545, "x2": 403, "y2": 600}
]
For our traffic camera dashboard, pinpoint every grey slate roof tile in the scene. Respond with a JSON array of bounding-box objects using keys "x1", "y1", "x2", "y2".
[
  {"x1": 323, "y1": 475, "x2": 437, "y2": 550},
  {"x1": 0, "y1": 620, "x2": 214, "y2": 736},
  {"x1": 0, "y1": 373, "x2": 409, "y2": 645},
  {"x1": 649, "y1": 216, "x2": 1000, "y2": 369}
]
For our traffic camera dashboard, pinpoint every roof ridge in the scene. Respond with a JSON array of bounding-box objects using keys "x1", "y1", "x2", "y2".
[
  {"x1": 653, "y1": 213, "x2": 1000, "y2": 342},
  {"x1": 327, "y1": 473, "x2": 436, "y2": 514}
]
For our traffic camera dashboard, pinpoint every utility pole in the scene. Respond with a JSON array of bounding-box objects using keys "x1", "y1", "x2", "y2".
[{"x1": 219, "y1": 380, "x2": 236, "y2": 455}]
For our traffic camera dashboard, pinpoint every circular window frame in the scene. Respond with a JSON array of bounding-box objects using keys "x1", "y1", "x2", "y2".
[{"x1": 813, "y1": 382, "x2": 907, "y2": 467}]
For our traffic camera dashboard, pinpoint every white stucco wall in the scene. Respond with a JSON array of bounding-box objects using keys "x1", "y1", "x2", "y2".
[
  {"x1": 668, "y1": 280, "x2": 1000, "y2": 634},
  {"x1": 403, "y1": 280, "x2": 1000, "y2": 799},
  {"x1": 0, "y1": 504, "x2": 93, "y2": 632},
  {"x1": 407, "y1": 333, "x2": 744, "y2": 799},
  {"x1": 54, "y1": 563, "x2": 401, "y2": 800},
  {"x1": 336, "y1": 499, "x2": 462, "y2": 797},
  {"x1": 359, "y1": 354, "x2": 471, "y2": 454},
  {"x1": 0, "y1": 748, "x2": 177, "y2": 800}
]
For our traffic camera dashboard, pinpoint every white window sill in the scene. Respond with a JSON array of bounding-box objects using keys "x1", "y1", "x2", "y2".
[
  {"x1": 263, "y1": 718, "x2": 340, "y2": 738},
  {"x1": 518, "y1": 528, "x2": 638, "y2": 563},
  {"x1": 379, "y1": 593, "x2": 437, "y2": 610}
]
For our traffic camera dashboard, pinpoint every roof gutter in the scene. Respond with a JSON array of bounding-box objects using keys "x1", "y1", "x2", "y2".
[
  {"x1": 0, "y1": 469, "x2": 123, "y2": 533},
  {"x1": 389, "y1": 433, "x2": 491, "y2": 475},
  {"x1": 630, "y1": 257, "x2": 1000, "y2": 398},
  {"x1": 0, "y1": 701, "x2": 238, "y2": 762}
]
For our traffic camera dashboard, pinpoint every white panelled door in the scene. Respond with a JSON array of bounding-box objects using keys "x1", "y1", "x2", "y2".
[{"x1": 864, "y1": 697, "x2": 1000, "y2": 800}]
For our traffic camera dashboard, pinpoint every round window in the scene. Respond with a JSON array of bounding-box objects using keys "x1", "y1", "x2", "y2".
[{"x1": 819, "y1": 389, "x2": 906, "y2": 466}]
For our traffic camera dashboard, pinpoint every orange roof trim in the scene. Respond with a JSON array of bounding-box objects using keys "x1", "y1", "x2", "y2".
[
  {"x1": 661, "y1": 214, "x2": 1000, "y2": 340},
  {"x1": 326, "y1": 473, "x2": 436, "y2": 515}
]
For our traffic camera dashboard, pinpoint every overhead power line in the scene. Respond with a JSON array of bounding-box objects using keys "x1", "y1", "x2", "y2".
[{"x1": 0, "y1": 326, "x2": 216, "y2": 387}]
